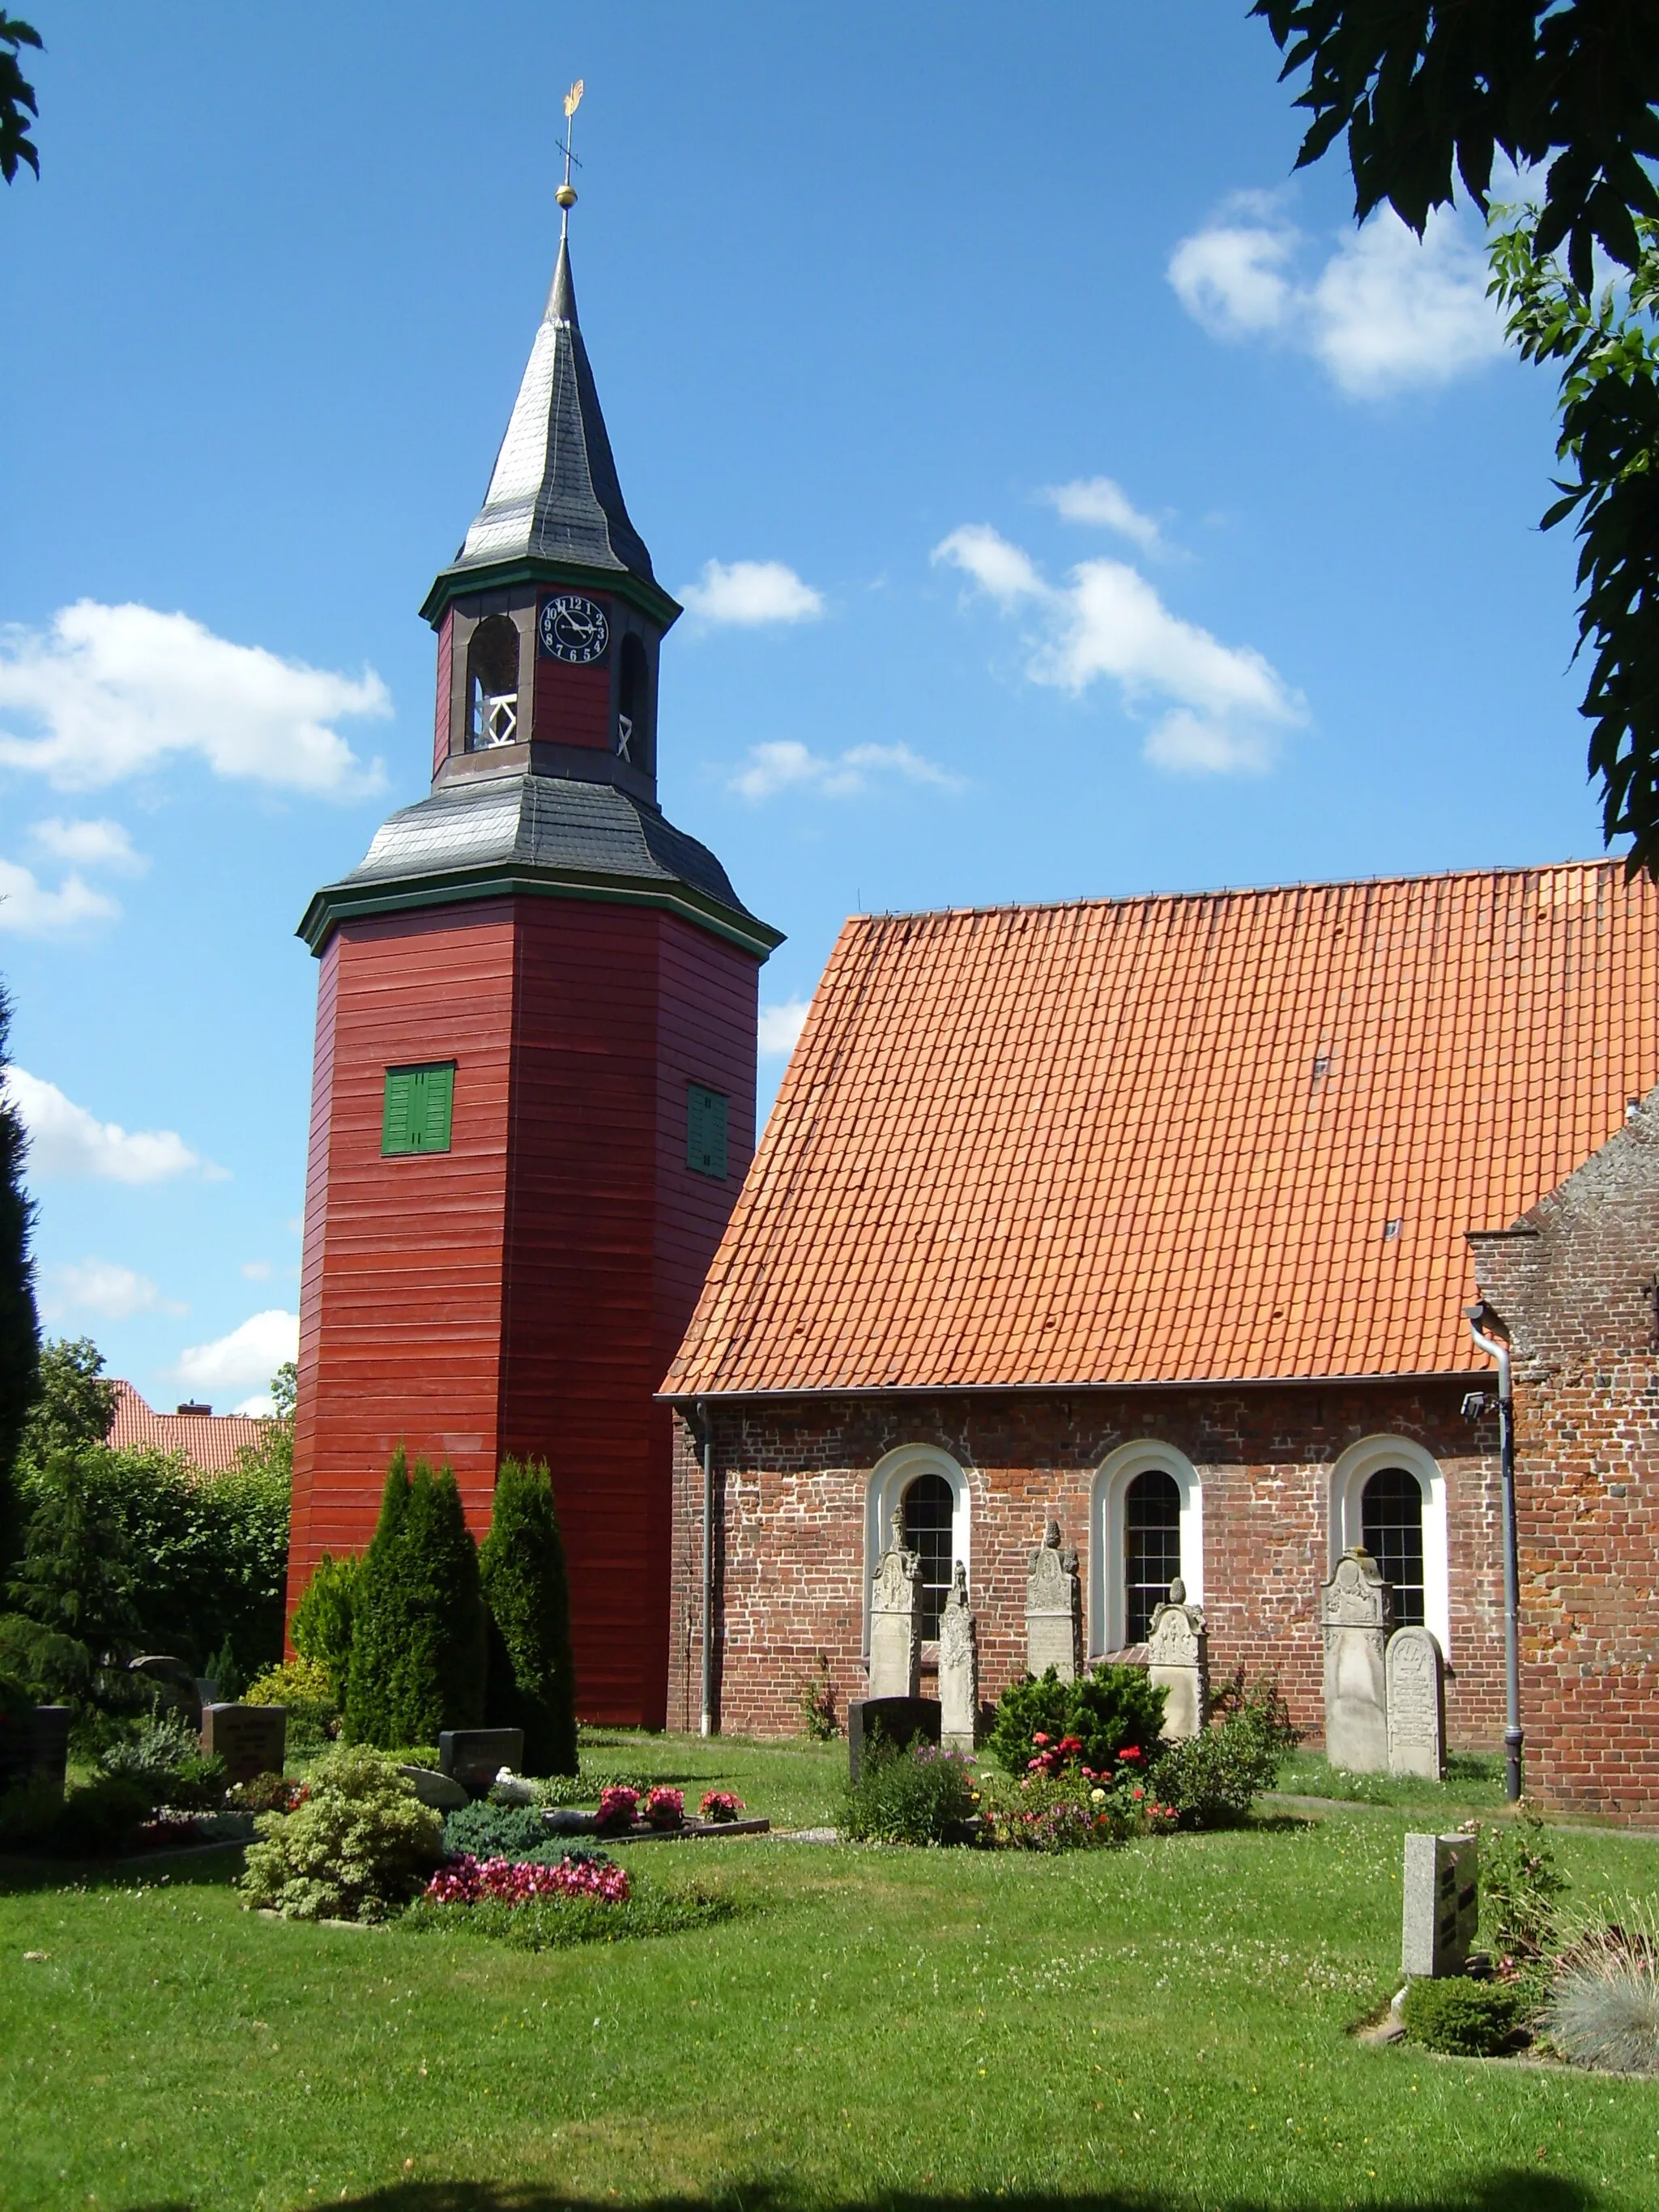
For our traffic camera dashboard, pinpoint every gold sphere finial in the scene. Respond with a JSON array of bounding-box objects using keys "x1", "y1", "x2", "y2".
[{"x1": 556, "y1": 182, "x2": 578, "y2": 209}]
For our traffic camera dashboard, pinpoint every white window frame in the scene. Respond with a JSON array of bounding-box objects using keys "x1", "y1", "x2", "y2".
[
  {"x1": 1328, "y1": 1435, "x2": 1450, "y2": 1659},
  {"x1": 864, "y1": 1444, "x2": 971, "y2": 1657},
  {"x1": 1090, "y1": 1441, "x2": 1204, "y2": 1656}
]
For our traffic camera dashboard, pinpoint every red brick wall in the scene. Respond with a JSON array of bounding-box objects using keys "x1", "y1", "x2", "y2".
[
  {"x1": 668, "y1": 1384, "x2": 1504, "y2": 1747},
  {"x1": 1473, "y1": 1095, "x2": 1659, "y2": 1824}
]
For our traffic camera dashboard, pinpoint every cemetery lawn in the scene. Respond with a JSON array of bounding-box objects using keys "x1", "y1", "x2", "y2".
[{"x1": 2, "y1": 1737, "x2": 1657, "y2": 2212}]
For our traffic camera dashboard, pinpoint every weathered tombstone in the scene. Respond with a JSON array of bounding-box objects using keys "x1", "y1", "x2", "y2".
[
  {"x1": 438, "y1": 1728, "x2": 525, "y2": 1793},
  {"x1": 1401, "y1": 1831, "x2": 1479, "y2": 1978},
  {"x1": 399, "y1": 1763, "x2": 468, "y2": 1811},
  {"x1": 1320, "y1": 1546, "x2": 1392, "y2": 1773},
  {"x1": 200, "y1": 1703, "x2": 287, "y2": 1788},
  {"x1": 130, "y1": 1654, "x2": 204, "y2": 1734},
  {"x1": 1386, "y1": 1626, "x2": 1447, "y2": 1780},
  {"x1": 1146, "y1": 1577, "x2": 1208, "y2": 1741},
  {"x1": 938, "y1": 1562, "x2": 979, "y2": 1755},
  {"x1": 1026, "y1": 1519, "x2": 1081, "y2": 1681},
  {"x1": 868, "y1": 1532, "x2": 923, "y2": 1699},
  {"x1": 847, "y1": 1695, "x2": 940, "y2": 1784}
]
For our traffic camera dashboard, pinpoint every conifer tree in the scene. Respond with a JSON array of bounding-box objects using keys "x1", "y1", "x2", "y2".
[
  {"x1": 4, "y1": 1446, "x2": 139, "y2": 1710},
  {"x1": 480, "y1": 1456, "x2": 578, "y2": 1775},
  {"x1": 0, "y1": 980, "x2": 40, "y2": 1573},
  {"x1": 342, "y1": 1448, "x2": 411, "y2": 1746},
  {"x1": 343, "y1": 1452, "x2": 485, "y2": 1748}
]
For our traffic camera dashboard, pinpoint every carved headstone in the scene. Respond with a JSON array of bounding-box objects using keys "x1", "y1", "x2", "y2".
[
  {"x1": 130, "y1": 1653, "x2": 204, "y2": 1734},
  {"x1": 438, "y1": 1728, "x2": 526, "y2": 1794},
  {"x1": 1320, "y1": 1546, "x2": 1392, "y2": 1773},
  {"x1": 1386, "y1": 1626, "x2": 1447, "y2": 1780},
  {"x1": 1026, "y1": 1519, "x2": 1082, "y2": 1681},
  {"x1": 937, "y1": 1562, "x2": 979, "y2": 1755},
  {"x1": 200, "y1": 1703, "x2": 287, "y2": 1788},
  {"x1": 868, "y1": 1537, "x2": 923, "y2": 1699},
  {"x1": 1147, "y1": 1579, "x2": 1209, "y2": 1741},
  {"x1": 847, "y1": 1696, "x2": 940, "y2": 1784},
  {"x1": 1401, "y1": 1831, "x2": 1479, "y2": 1978}
]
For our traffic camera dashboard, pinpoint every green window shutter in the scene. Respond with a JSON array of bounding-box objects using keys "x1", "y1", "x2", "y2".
[
  {"x1": 686, "y1": 1082, "x2": 728, "y2": 1180},
  {"x1": 382, "y1": 1063, "x2": 455, "y2": 1156}
]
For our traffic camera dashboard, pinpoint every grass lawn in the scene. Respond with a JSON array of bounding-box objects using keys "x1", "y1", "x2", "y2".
[{"x1": 2, "y1": 1733, "x2": 1657, "y2": 2212}]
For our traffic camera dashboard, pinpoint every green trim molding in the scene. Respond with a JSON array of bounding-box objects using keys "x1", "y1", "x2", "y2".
[{"x1": 420, "y1": 555, "x2": 683, "y2": 634}]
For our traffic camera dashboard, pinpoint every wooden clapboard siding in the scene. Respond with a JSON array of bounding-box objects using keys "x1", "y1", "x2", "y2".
[
  {"x1": 532, "y1": 644, "x2": 611, "y2": 749},
  {"x1": 285, "y1": 935, "x2": 339, "y2": 1624},
  {"x1": 431, "y1": 609, "x2": 454, "y2": 777}
]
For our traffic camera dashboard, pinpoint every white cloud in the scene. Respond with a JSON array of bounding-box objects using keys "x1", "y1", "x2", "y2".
[
  {"x1": 240, "y1": 1259, "x2": 273, "y2": 1281},
  {"x1": 0, "y1": 601, "x2": 390, "y2": 795},
  {"x1": 233, "y1": 1392, "x2": 277, "y2": 1418},
  {"x1": 2, "y1": 1066, "x2": 211, "y2": 1182},
  {"x1": 729, "y1": 739, "x2": 962, "y2": 802},
  {"x1": 41, "y1": 1258, "x2": 185, "y2": 1322},
  {"x1": 31, "y1": 816, "x2": 148, "y2": 872},
  {"x1": 0, "y1": 858, "x2": 118, "y2": 935},
  {"x1": 175, "y1": 1309, "x2": 299, "y2": 1400},
  {"x1": 679, "y1": 560, "x2": 825, "y2": 626},
  {"x1": 758, "y1": 997, "x2": 811, "y2": 1058},
  {"x1": 932, "y1": 524, "x2": 1303, "y2": 778},
  {"x1": 1169, "y1": 201, "x2": 1505, "y2": 398},
  {"x1": 1041, "y1": 477, "x2": 1167, "y2": 556}
]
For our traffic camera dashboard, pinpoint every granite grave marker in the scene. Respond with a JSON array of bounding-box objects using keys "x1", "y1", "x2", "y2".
[{"x1": 1320, "y1": 1546, "x2": 1392, "y2": 1773}]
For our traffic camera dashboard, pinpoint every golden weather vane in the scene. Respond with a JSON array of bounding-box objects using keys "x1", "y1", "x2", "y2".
[{"x1": 557, "y1": 79, "x2": 584, "y2": 214}]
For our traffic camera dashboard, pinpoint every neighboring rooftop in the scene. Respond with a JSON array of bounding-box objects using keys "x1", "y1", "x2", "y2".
[
  {"x1": 666, "y1": 860, "x2": 1659, "y2": 1397},
  {"x1": 108, "y1": 1382, "x2": 270, "y2": 1475}
]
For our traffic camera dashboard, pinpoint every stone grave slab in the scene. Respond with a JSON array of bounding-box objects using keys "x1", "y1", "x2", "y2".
[
  {"x1": 1147, "y1": 1579, "x2": 1208, "y2": 1741},
  {"x1": 1402, "y1": 1831, "x2": 1479, "y2": 1978},
  {"x1": 868, "y1": 1541, "x2": 923, "y2": 1699},
  {"x1": 438, "y1": 1728, "x2": 525, "y2": 1792},
  {"x1": 938, "y1": 1562, "x2": 979, "y2": 1754},
  {"x1": 1320, "y1": 1548, "x2": 1392, "y2": 1773},
  {"x1": 130, "y1": 1654, "x2": 203, "y2": 1733},
  {"x1": 399, "y1": 1764, "x2": 467, "y2": 1810},
  {"x1": 1026, "y1": 1519, "x2": 1081, "y2": 1681},
  {"x1": 847, "y1": 1695, "x2": 940, "y2": 1784},
  {"x1": 1386, "y1": 1626, "x2": 1446, "y2": 1780},
  {"x1": 201, "y1": 1703, "x2": 287, "y2": 1788}
]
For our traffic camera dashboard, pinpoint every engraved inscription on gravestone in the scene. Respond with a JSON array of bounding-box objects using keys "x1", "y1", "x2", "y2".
[
  {"x1": 1146, "y1": 1578, "x2": 1208, "y2": 1741},
  {"x1": 1320, "y1": 1547, "x2": 1392, "y2": 1774},
  {"x1": 1401, "y1": 1831, "x2": 1479, "y2": 1978},
  {"x1": 201, "y1": 1703, "x2": 287, "y2": 1788},
  {"x1": 1386, "y1": 1626, "x2": 1446, "y2": 1781},
  {"x1": 868, "y1": 1529, "x2": 923, "y2": 1700},
  {"x1": 1026, "y1": 1519, "x2": 1082, "y2": 1682},
  {"x1": 938, "y1": 1562, "x2": 979, "y2": 1755}
]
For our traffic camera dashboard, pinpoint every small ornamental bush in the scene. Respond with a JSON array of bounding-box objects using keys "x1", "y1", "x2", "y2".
[
  {"x1": 642, "y1": 1786, "x2": 684, "y2": 1831},
  {"x1": 979, "y1": 1742, "x2": 1176, "y2": 1852},
  {"x1": 243, "y1": 1656, "x2": 339, "y2": 1750},
  {"x1": 0, "y1": 1771, "x2": 154, "y2": 1857},
  {"x1": 480, "y1": 1458, "x2": 578, "y2": 1777},
  {"x1": 1478, "y1": 1805, "x2": 1569, "y2": 1980},
  {"x1": 97, "y1": 1709, "x2": 225, "y2": 1811},
  {"x1": 987, "y1": 1664, "x2": 1169, "y2": 1776},
  {"x1": 1545, "y1": 1909, "x2": 1659, "y2": 2074},
  {"x1": 422, "y1": 1852, "x2": 630, "y2": 1907},
  {"x1": 596, "y1": 1785, "x2": 640, "y2": 1835},
  {"x1": 229, "y1": 1772, "x2": 309, "y2": 1815},
  {"x1": 1149, "y1": 1672, "x2": 1299, "y2": 1829},
  {"x1": 399, "y1": 1870, "x2": 736, "y2": 1950},
  {"x1": 527, "y1": 1765, "x2": 657, "y2": 1809},
  {"x1": 441, "y1": 1799, "x2": 559, "y2": 1862},
  {"x1": 1401, "y1": 1977, "x2": 1525, "y2": 2056},
  {"x1": 700, "y1": 1790, "x2": 744, "y2": 1823},
  {"x1": 288, "y1": 1552, "x2": 360, "y2": 1703},
  {"x1": 239, "y1": 1745, "x2": 443, "y2": 1921},
  {"x1": 842, "y1": 1736, "x2": 977, "y2": 1845}
]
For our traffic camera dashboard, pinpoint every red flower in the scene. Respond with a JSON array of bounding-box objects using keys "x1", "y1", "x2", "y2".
[
  {"x1": 1119, "y1": 1745, "x2": 1141, "y2": 1761},
  {"x1": 1032, "y1": 1733, "x2": 1051, "y2": 1747},
  {"x1": 1132, "y1": 1786, "x2": 1145, "y2": 1800}
]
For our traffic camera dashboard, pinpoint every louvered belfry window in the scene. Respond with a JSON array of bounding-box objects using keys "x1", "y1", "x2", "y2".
[
  {"x1": 686, "y1": 1083, "x2": 728, "y2": 1179},
  {"x1": 382, "y1": 1063, "x2": 455, "y2": 1156}
]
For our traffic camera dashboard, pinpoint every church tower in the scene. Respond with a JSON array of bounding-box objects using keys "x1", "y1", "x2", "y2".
[{"x1": 287, "y1": 177, "x2": 780, "y2": 1725}]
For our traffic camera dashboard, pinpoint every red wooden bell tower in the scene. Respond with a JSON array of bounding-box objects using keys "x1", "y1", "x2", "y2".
[{"x1": 285, "y1": 211, "x2": 780, "y2": 1726}]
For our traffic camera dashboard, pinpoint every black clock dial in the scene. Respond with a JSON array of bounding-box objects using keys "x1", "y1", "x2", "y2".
[{"x1": 539, "y1": 595, "x2": 611, "y2": 665}]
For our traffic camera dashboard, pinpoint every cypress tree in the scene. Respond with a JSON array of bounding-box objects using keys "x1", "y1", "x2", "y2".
[
  {"x1": 480, "y1": 1456, "x2": 578, "y2": 1776},
  {"x1": 343, "y1": 1448, "x2": 411, "y2": 1746},
  {"x1": 343, "y1": 1453, "x2": 485, "y2": 1749},
  {"x1": 0, "y1": 981, "x2": 41, "y2": 1574}
]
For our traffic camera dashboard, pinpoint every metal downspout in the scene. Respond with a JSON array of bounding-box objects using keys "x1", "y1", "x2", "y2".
[
  {"x1": 698, "y1": 1397, "x2": 714, "y2": 1738},
  {"x1": 1465, "y1": 1304, "x2": 1522, "y2": 1801}
]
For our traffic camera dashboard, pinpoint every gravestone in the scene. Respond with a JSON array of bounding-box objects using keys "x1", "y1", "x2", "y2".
[
  {"x1": 399, "y1": 1764, "x2": 468, "y2": 1810},
  {"x1": 1320, "y1": 1546, "x2": 1392, "y2": 1773},
  {"x1": 1146, "y1": 1578, "x2": 1208, "y2": 1741},
  {"x1": 438, "y1": 1728, "x2": 525, "y2": 1793},
  {"x1": 868, "y1": 1534, "x2": 923, "y2": 1698},
  {"x1": 200, "y1": 1703, "x2": 287, "y2": 1788},
  {"x1": 1401, "y1": 1831, "x2": 1479, "y2": 1978},
  {"x1": 847, "y1": 1696, "x2": 940, "y2": 1784},
  {"x1": 1026, "y1": 1519, "x2": 1081, "y2": 1681},
  {"x1": 1386, "y1": 1626, "x2": 1447, "y2": 1780},
  {"x1": 937, "y1": 1562, "x2": 979, "y2": 1755},
  {"x1": 130, "y1": 1653, "x2": 204, "y2": 1733}
]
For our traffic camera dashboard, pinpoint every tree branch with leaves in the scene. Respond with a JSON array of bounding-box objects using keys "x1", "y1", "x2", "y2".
[{"x1": 0, "y1": 11, "x2": 41, "y2": 185}]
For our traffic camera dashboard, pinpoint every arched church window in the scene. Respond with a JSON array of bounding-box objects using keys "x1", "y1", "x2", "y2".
[
  {"x1": 900, "y1": 1473, "x2": 955, "y2": 1639},
  {"x1": 1361, "y1": 1467, "x2": 1426, "y2": 1627},
  {"x1": 467, "y1": 615, "x2": 520, "y2": 749},
  {"x1": 616, "y1": 633, "x2": 650, "y2": 769},
  {"x1": 1124, "y1": 1469, "x2": 1181, "y2": 1643}
]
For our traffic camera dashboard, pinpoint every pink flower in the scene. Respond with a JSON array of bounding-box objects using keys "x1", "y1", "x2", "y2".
[
  {"x1": 643, "y1": 1787, "x2": 684, "y2": 1831},
  {"x1": 423, "y1": 1852, "x2": 631, "y2": 1908},
  {"x1": 596, "y1": 1786, "x2": 641, "y2": 1834},
  {"x1": 700, "y1": 1790, "x2": 744, "y2": 1822},
  {"x1": 1032, "y1": 1733, "x2": 1051, "y2": 1747}
]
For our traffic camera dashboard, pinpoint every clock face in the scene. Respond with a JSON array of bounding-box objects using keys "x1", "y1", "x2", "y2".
[{"x1": 538, "y1": 594, "x2": 610, "y2": 664}]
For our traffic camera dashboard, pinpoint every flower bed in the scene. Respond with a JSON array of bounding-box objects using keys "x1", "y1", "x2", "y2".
[
  {"x1": 422, "y1": 1852, "x2": 630, "y2": 1907},
  {"x1": 701, "y1": 1790, "x2": 745, "y2": 1823}
]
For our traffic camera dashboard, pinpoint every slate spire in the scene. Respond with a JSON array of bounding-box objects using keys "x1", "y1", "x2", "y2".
[{"x1": 453, "y1": 224, "x2": 656, "y2": 587}]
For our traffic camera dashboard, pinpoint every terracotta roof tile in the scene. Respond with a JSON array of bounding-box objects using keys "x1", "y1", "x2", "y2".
[
  {"x1": 667, "y1": 862, "x2": 1659, "y2": 1396},
  {"x1": 107, "y1": 1381, "x2": 271, "y2": 1474}
]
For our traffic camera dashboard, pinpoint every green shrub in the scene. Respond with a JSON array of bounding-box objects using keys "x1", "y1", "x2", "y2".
[
  {"x1": 1401, "y1": 1977, "x2": 1524, "y2": 2056},
  {"x1": 441, "y1": 1799, "x2": 559, "y2": 1861},
  {"x1": 1545, "y1": 1914, "x2": 1659, "y2": 2074},
  {"x1": 841, "y1": 1736, "x2": 977, "y2": 1844},
  {"x1": 0, "y1": 1771, "x2": 156, "y2": 1858},
  {"x1": 239, "y1": 1744, "x2": 442, "y2": 1921},
  {"x1": 987, "y1": 1663, "x2": 1169, "y2": 1775},
  {"x1": 289, "y1": 1551, "x2": 360, "y2": 1703},
  {"x1": 399, "y1": 1874, "x2": 736, "y2": 1950},
  {"x1": 479, "y1": 1457, "x2": 577, "y2": 1776},
  {"x1": 527, "y1": 1766, "x2": 656, "y2": 1807},
  {"x1": 0, "y1": 1773, "x2": 68, "y2": 1850},
  {"x1": 97, "y1": 1709, "x2": 225, "y2": 1811},
  {"x1": 6, "y1": 1447, "x2": 142, "y2": 1714},
  {"x1": 244, "y1": 1656, "x2": 338, "y2": 1750},
  {"x1": 1149, "y1": 1673, "x2": 1299, "y2": 1829},
  {"x1": 1478, "y1": 1806, "x2": 1569, "y2": 1978},
  {"x1": 344, "y1": 1455, "x2": 485, "y2": 1749}
]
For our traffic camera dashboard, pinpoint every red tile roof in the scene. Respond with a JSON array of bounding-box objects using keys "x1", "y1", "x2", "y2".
[
  {"x1": 108, "y1": 1382, "x2": 271, "y2": 1474},
  {"x1": 667, "y1": 862, "x2": 1659, "y2": 1397}
]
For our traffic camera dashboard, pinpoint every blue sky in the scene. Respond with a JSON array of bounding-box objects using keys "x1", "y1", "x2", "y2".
[{"x1": 0, "y1": 3, "x2": 1603, "y2": 1412}]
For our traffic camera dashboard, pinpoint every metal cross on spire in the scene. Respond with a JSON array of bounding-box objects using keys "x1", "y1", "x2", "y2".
[{"x1": 556, "y1": 78, "x2": 584, "y2": 229}]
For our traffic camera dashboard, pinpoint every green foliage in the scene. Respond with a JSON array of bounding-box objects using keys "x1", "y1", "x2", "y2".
[
  {"x1": 1477, "y1": 1805, "x2": 1570, "y2": 1979},
  {"x1": 205, "y1": 1634, "x2": 243, "y2": 1701},
  {"x1": 840, "y1": 1735, "x2": 977, "y2": 1845},
  {"x1": 527, "y1": 1765, "x2": 658, "y2": 1807},
  {"x1": 344, "y1": 1454, "x2": 485, "y2": 1750},
  {"x1": 228, "y1": 1361, "x2": 296, "y2": 1486},
  {"x1": 798, "y1": 1654, "x2": 838, "y2": 1741},
  {"x1": 96, "y1": 1709, "x2": 225, "y2": 1813},
  {"x1": 238, "y1": 1744, "x2": 443, "y2": 1921},
  {"x1": 1252, "y1": 0, "x2": 1659, "y2": 294},
  {"x1": 1401, "y1": 1975, "x2": 1524, "y2": 2056},
  {"x1": 1545, "y1": 1909, "x2": 1659, "y2": 2075},
  {"x1": 0, "y1": 11, "x2": 41, "y2": 185},
  {"x1": 17, "y1": 1337, "x2": 119, "y2": 1473},
  {"x1": 440, "y1": 1800, "x2": 598, "y2": 1864},
  {"x1": 6, "y1": 1448, "x2": 141, "y2": 1713},
  {"x1": 0, "y1": 1608, "x2": 90, "y2": 1707},
  {"x1": 243, "y1": 1656, "x2": 338, "y2": 1749},
  {"x1": 0, "y1": 981, "x2": 39, "y2": 1577},
  {"x1": 1150, "y1": 1672, "x2": 1301, "y2": 1830},
  {"x1": 398, "y1": 1873, "x2": 736, "y2": 1950},
  {"x1": 0, "y1": 1770, "x2": 155, "y2": 1858},
  {"x1": 289, "y1": 1550, "x2": 360, "y2": 1702},
  {"x1": 987, "y1": 1662, "x2": 1169, "y2": 1775},
  {"x1": 478, "y1": 1457, "x2": 576, "y2": 1775}
]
